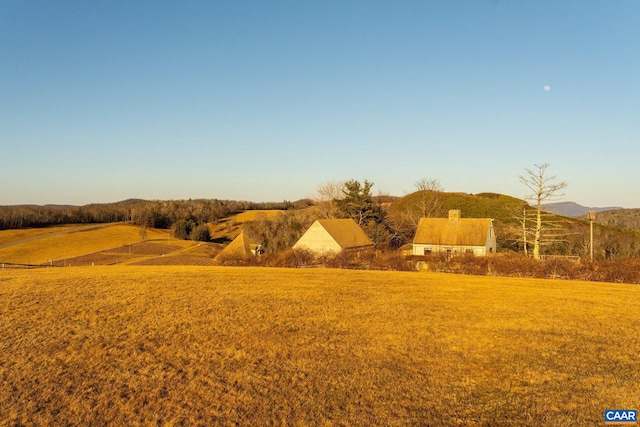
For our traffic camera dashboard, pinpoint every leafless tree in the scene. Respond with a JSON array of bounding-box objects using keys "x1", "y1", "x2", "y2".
[
  {"x1": 312, "y1": 180, "x2": 345, "y2": 219},
  {"x1": 386, "y1": 178, "x2": 444, "y2": 246},
  {"x1": 139, "y1": 224, "x2": 147, "y2": 241},
  {"x1": 504, "y1": 204, "x2": 535, "y2": 255},
  {"x1": 413, "y1": 178, "x2": 444, "y2": 219},
  {"x1": 519, "y1": 163, "x2": 568, "y2": 260}
]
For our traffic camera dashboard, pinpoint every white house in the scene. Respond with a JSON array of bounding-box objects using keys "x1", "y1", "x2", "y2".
[
  {"x1": 412, "y1": 210, "x2": 496, "y2": 257},
  {"x1": 293, "y1": 219, "x2": 374, "y2": 254}
]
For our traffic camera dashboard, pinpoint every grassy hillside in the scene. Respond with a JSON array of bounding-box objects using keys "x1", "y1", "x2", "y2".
[
  {"x1": 0, "y1": 224, "x2": 169, "y2": 264},
  {"x1": 233, "y1": 210, "x2": 284, "y2": 223},
  {"x1": 393, "y1": 191, "x2": 526, "y2": 224},
  {"x1": 0, "y1": 224, "x2": 80, "y2": 246},
  {"x1": 1, "y1": 267, "x2": 638, "y2": 425}
]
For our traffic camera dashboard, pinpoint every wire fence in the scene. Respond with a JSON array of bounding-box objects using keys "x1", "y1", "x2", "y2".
[{"x1": 1, "y1": 262, "x2": 61, "y2": 270}]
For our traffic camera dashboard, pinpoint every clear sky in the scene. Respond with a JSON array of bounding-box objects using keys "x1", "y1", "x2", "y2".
[{"x1": 2, "y1": 1, "x2": 639, "y2": 207}]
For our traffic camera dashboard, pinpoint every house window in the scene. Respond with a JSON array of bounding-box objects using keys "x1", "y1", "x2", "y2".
[
  {"x1": 423, "y1": 248, "x2": 432, "y2": 256},
  {"x1": 466, "y1": 249, "x2": 474, "y2": 255},
  {"x1": 446, "y1": 249, "x2": 452, "y2": 258}
]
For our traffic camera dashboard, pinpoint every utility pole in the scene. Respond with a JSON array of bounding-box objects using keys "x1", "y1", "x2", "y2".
[
  {"x1": 522, "y1": 206, "x2": 528, "y2": 256},
  {"x1": 588, "y1": 210, "x2": 595, "y2": 262}
]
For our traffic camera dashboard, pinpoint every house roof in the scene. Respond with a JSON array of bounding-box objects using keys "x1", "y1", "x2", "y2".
[
  {"x1": 413, "y1": 218, "x2": 492, "y2": 246},
  {"x1": 316, "y1": 219, "x2": 374, "y2": 249},
  {"x1": 215, "y1": 231, "x2": 259, "y2": 258}
]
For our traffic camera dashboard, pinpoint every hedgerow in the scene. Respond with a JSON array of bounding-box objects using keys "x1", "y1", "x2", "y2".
[{"x1": 217, "y1": 250, "x2": 640, "y2": 284}]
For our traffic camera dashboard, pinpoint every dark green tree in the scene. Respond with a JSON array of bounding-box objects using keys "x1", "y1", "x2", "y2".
[
  {"x1": 336, "y1": 179, "x2": 393, "y2": 246},
  {"x1": 336, "y1": 179, "x2": 380, "y2": 226}
]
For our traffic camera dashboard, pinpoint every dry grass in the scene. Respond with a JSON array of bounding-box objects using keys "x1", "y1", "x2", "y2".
[
  {"x1": 131, "y1": 254, "x2": 218, "y2": 266},
  {"x1": 234, "y1": 210, "x2": 283, "y2": 223},
  {"x1": 61, "y1": 241, "x2": 194, "y2": 267},
  {"x1": 0, "y1": 224, "x2": 169, "y2": 264},
  {"x1": 130, "y1": 242, "x2": 219, "y2": 266},
  {"x1": 1, "y1": 267, "x2": 638, "y2": 426},
  {"x1": 207, "y1": 221, "x2": 240, "y2": 242},
  {"x1": 0, "y1": 225, "x2": 80, "y2": 246}
]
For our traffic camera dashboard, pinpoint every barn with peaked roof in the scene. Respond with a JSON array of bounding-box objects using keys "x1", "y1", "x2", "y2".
[
  {"x1": 412, "y1": 210, "x2": 496, "y2": 257},
  {"x1": 293, "y1": 219, "x2": 374, "y2": 254},
  {"x1": 214, "y1": 231, "x2": 262, "y2": 261}
]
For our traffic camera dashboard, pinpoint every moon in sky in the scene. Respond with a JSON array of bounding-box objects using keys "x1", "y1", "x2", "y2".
[{"x1": 544, "y1": 85, "x2": 551, "y2": 91}]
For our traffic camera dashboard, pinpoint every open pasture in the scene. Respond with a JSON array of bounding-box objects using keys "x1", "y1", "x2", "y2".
[
  {"x1": 0, "y1": 224, "x2": 80, "y2": 246},
  {"x1": 233, "y1": 210, "x2": 284, "y2": 223},
  {"x1": 0, "y1": 224, "x2": 169, "y2": 264},
  {"x1": 62, "y1": 240, "x2": 197, "y2": 267},
  {"x1": 1, "y1": 267, "x2": 638, "y2": 425},
  {"x1": 129, "y1": 242, "x2": 219, "y2": 266}
]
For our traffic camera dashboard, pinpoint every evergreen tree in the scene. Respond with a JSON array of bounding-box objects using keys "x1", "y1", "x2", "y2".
[{"x1": 336, "y1": 179, "x2": 379, "y2": 226}]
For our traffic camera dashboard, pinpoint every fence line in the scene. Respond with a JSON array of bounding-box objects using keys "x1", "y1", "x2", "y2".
[{"x1": 1, "y1": 262, "x2": 61, "y2": 270}]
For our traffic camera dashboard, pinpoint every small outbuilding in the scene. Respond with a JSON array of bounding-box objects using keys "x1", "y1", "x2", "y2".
[
  {"x1": 215, "y1": 231, "x2": 262, "y2": 261},
  {"x1": 293, "y1": 219, "x2": 374, "y2": 255},
  {"x1": 412, "y1": 209, "x2": 496, "y2": 257}
]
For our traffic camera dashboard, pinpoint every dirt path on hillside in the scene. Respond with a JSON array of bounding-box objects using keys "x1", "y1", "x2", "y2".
[{"x1": 0, "y1": 223, "x2": 124, "y2": 250}]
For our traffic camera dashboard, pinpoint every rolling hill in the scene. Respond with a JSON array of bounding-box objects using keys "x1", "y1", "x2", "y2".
[
  {"x1": 0, "y1": 210, "x2": 286, "y2": 267},
  {"x1": 392, "y1": 191, "x2": 526, "y2": 224},
  {"x1": 541, "y1": 202, "x2": 623, "y2": 217},
  {"x1": 0, "y1": 223, "x2": 170, "y2": 265}
]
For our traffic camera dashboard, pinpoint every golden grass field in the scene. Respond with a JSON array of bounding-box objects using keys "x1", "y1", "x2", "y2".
[
  {"x1": 1, "y1": 266, "x2": 638, "y2": 426},
  {"x1": 233, "y1": 210, "x2": 283, "y2": 223},
  {"x1": 0, "y1": 224, "x2": 170, "y2": 264},
  {"x1": 0, "y1": 224, "x2": 80, "y2": 246}
]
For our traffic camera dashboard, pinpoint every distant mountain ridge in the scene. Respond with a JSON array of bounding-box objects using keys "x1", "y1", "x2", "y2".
[
  {"x1": 592, "y1": 208, "x2": 640, "y2": 233},
  {"x1": 542, "y1": 202, "x2": 623, "y2": 218}
]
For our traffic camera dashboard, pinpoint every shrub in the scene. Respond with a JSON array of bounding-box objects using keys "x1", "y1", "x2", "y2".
[
  {"x1": 452, "y1": 254, "x2": 489, "y2": 276},
  {"x1": 171, "y1": 219, "x2": 194, "y2": 240},
  {"x1": 370, "y1": 251, "x2": 415, "y2": 271},
  {"x1": 488, "y1": 253, "x2": 538, "y2": 277},
  {"x1": 214, "y1": 253, "x2": 259, "y2": 267},
  {"x1": 190, "y1": 224, "x2": 211, "y2": 242},
  {"x1": 261, "y1": 249, "x2": 315, "y2": 268},
  {"x1": 537, "y1": 258, "x2": 578, "y2": 280}
]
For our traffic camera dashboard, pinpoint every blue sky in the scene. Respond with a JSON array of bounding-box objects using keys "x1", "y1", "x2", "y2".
[{"x1": 2, "y1": 1, "x2": 639, "y2": 207}]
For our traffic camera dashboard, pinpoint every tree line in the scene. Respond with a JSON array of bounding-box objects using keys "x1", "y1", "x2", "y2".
[
  {"x1": 0, "y1": 199, "x2": 305, "y2": 231},
  {"x1": 4, "y1": 164, "x2": 639, "y2": 261}
]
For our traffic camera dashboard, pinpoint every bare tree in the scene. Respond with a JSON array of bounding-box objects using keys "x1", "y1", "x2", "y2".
[
  {"x1": 519, "y1": 163, "x2": 568, "y2": 260},
  {"x1": 313, "y1": 180, "x2": 345, "y2": 219},
  {"x1": 386, "y1": 178, "x2": 444, "y2": 247},
  {"x1": 413, "y1": 178, "x2": 444, "y2": 219},
  {"x1": 506, "y1": 204, "x2": 535, "y2": 255},
  {"x1": 139, "y1": 223, "x2": 147, "y2": 241}
]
